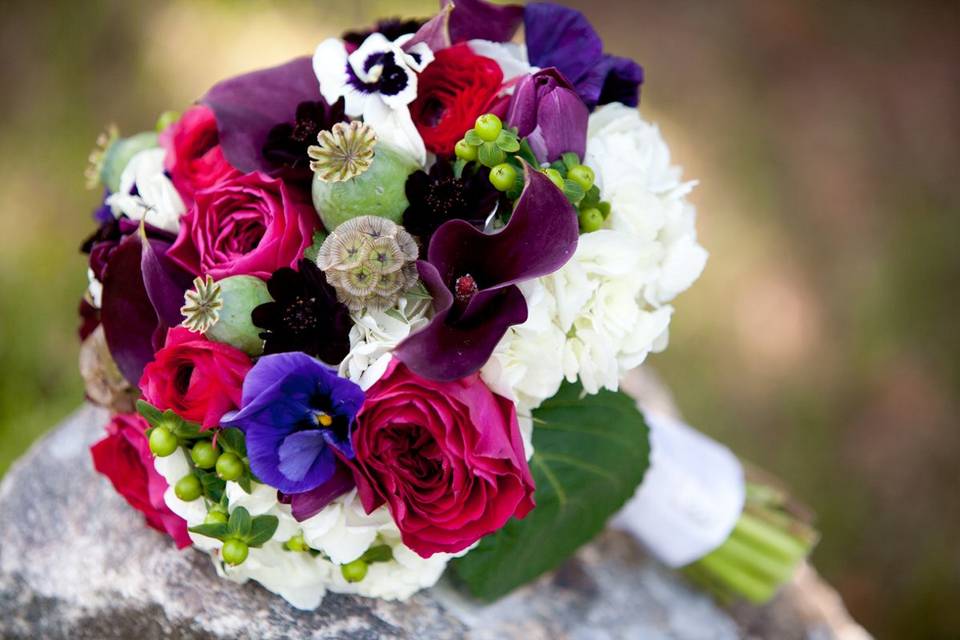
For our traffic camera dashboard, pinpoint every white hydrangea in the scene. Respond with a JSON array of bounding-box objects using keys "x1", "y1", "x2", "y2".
[
  {"x1": 154, "y1": 449, "x2": 452, "y2": 609},
  {"x1": 337, "y1": 294, "x2": 432, "y2": 390},
  {"x1": 104, "y1": 147, "x2": 185, "y2": 233},
  {"x1": 482, "y1": 103, "x2": 707, "y2": 408}
]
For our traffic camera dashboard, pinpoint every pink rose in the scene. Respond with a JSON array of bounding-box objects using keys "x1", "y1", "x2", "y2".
[
  {"x1": 161, "y1": 105, "x2": 240, "y2": 204},
  {"x1": 167, "y1": 172, "x2": 320, "y2": 280},
  {"x1": 349, "y1": 359, "x2": 535, "y2": 557},
  {"x1": 90, "y1": 413, "x2": 191, "y2": 548},
  {"x1": 139, "y1": 327, "x2": 252, "y2": 429}
]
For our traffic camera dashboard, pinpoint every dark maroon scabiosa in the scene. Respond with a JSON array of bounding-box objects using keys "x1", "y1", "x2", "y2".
[
  {"x1": 395, "y1": 163, "x2": 580, "y2": 381},
  {"x1": 201, "y1": 57, "x2": 325, "y2": 177},
  {"x1": 402, "y1": 159, "x2": 501, "y2": 255},
  {"x1": 261, "y1": 98, "x2": 346, "y2": 177},
  {"x1": 251, "y1": 259, "x2": 352, "y2": 365}
]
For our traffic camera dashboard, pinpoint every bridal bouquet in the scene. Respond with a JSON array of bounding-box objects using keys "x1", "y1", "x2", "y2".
[{"x1": 78, "y1": 0, "x2": 814, "y2": 609}]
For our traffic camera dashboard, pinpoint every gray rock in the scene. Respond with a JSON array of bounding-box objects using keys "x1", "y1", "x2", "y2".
[{"x1": 0, "y1": 404, "x2": 866, "y2": 639}]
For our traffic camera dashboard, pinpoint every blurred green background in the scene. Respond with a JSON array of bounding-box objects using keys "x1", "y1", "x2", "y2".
[{"x1": 0, "y1": 0, "x2": 957, "y2": 636}]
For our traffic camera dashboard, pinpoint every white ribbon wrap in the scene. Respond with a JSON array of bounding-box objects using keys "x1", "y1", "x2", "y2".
[{"x1": 611, "y1": 411, "x2": 746, "y2": 568}]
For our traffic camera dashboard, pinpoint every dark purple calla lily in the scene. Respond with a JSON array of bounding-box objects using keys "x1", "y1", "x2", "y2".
[
  {"x1": 505, "y1": 68, "x2": 589, "y2": 163},
  {"x1": 404, "y1": 4, "x2": 452, "y2": 51},
  {"x1": 524, "y1": 2, "x2": 643, "y2": 109},
  {"x1": 441, "y1": 0, "x2": 523, "y2": 44},
  {"x1": 396, "y1": 164, "x2": 579, "y2": 381},
  {"x1": 200, "y1": 57, "x2": 323, "y2": 175},
  {"x1": 100, "y1": 230, "x2": 192, "y2": 385}
]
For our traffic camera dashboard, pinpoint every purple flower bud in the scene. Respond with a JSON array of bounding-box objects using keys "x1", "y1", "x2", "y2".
[{"x1": 505, "y1": 68, "x2": 589, "y2": 163}]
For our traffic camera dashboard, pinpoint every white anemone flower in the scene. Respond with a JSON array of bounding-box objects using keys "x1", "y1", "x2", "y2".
[
  {"x1": 104, "y1": 147, "x2": 185, "y2": 233},
  {"x1": 314, "y1": 33, "x2": 433, "y2": 165}
]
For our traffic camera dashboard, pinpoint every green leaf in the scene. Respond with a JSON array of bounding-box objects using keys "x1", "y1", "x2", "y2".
[
  {"x1": 188, "y1": 522, "x2": 229, "y2": 541},
  {"x1": 228, "y1": 506, "x2": 253, "y2": 538},
  {"x1": 304, "y1": 229, "x2": 328, "y2": 263},
  {"x1": 561, "y1": 152, "x2": 581, "y2": 170},
  {"x1": 562, "y1": 179, "x2": 585, "y2": 206},
  {"x1": 597, "y1": 201, "x2": 611, "y2": 220},
  {"x1": 495, "y1": 130, "x2": 520, "y2": 153},
  {"x1": 360, "y1": 544, "x2": 394, "y2": 563},
  {"x1": 237, "y1": 472, "x2": 253, "y2": 494},
  {"x1": 464, "y1": 129, "x2": 484, "y2": 146},
  {"x1": 136, "y1": 400, "x2": 164, "y2": 426},
  {"x1": 451, "y1": 381, "x2": 651, "y2": 600},
  {"x1": 198, "y1": 470, "x2": 226, "y2": 502},
  {"x1": 516, "y1": 139, "x2": 539, "y2": 166},
  {"x1": 478, "y1": 141, "x2": 506, "y2": 167},
  {"x1": 217, "y1": 428, "x2": 247, "y2": 457},
  {"x1": 164, "y1": 411, "x2": 203, "y2": 440},
  {"x1": 245, "y1": 515, "x2": 280, "y2": 547}
]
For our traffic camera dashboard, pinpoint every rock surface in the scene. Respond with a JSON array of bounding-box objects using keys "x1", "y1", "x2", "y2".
[{"x1": 0, "y1": 398, "x2": 869, "y2": 639}]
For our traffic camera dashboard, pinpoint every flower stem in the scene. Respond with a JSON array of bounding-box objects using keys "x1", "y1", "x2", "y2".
[{"x1": 682, "y1": 480, "x2": 819, "y2": 604}]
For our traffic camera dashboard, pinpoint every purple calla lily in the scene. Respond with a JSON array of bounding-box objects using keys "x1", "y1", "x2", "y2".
[
  {"x1": 200, "y1": 57, "x2": 324, "y2": 176},
  {"x1": 506, "y1": 68, "x2": 589, "y2": 163},
  {"x1": 404, "y1": 4, "x2": 452, "y2": 51},
  {"x1": 221, "y1": 353, "x2": 364, "y2": 497},
  {"x1": 524, "y1": 3, "x2": 644, "y2": 109},
  {"x1": 395, "y1": 164, "x2": 579, "y2": 381},
  {"x1": 100, "y1": 229, "x2": 192, "y2": 385},
  {"x1": 441, "y1": 0, "x2": 524, "y2": 44}
]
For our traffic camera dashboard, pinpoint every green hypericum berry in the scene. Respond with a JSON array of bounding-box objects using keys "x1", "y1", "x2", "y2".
[
  {"x1": 190, "y1": 441, "x2": 219, "y2": 469},
  {"x1": 579, "y1": 207, "x2": 604, "y2": 233},
  {"x1": 543, "y1": 168, "x2": 565, "y2": 190},
  {"x1": 285, "y1": 533, "x2": 309, "y2": 552},
  {"x1": 174, "y1": 474, "x2": 202, "y2": 502},
  {"x1": 205, "y1": 510, "x2": 228, "y2": 525},
  {"x1": 474, "y1": 114, "x2": 503, "y2": 142},
  {"x1": 222, "y1": 538, "x2": 249, "y2": 565},
  {"x1": 215, "y1": 452, "x2": 244, "y2": 481},
  {"x1": 567, "y1": 164, "x2": 595, "y2": 191},
  {"x1": 148, "y1": 426, "x2": 178, "y2": 457},
  {"x1": 489, "y1": 163, "x2": 518, "y2": 192},
  {"x1": 341, "y1": 559, "x2": 368, "y2": 583},
  {"x1": 455, "y1": 139, "x2": 478, "y2": 161}
]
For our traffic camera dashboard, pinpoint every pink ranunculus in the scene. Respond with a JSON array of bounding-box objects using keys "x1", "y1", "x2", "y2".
[
  {"x1": 160, "y1": 105, "x2": 241, "y2": 204},
  {"x1": 139, "y1": 327, "x2": 251, "y2": 429},
  {"x1": 167, "y1": 172, "x2": 321, "y2": 280},
  {"x1": 90, "y1": 413, "x2": 191, "y2": 548},
  {"x1": 349, "y1": 359, "x2": 535, "y2": 557}
]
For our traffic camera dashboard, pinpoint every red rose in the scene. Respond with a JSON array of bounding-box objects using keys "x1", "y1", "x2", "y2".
[
  {"x1": 167, "y1": 172, "x2": 320, "y2": 280},
  {"x1": 91, "y1": 413, "x2": 191, "y2": 548},
  {"x1": 161, "y1": 105, "x2": 240, "y2": 204},
  {"x1": 350, "y1": 359, "x2": 535, "y2": 557},
  {"x1": 410, "y1": 43, "x2": 505, "y2": 157},
  {"x1": 139, "y1": 327, "x2": 251, "y2": 429}
]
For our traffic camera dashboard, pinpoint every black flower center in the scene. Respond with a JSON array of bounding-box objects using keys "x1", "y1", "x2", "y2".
[
  {"x1": 174, "y1": 364, "x2": 194, "y2": 396},
  {"x1": 424, "y1": 176, "x2": 467, "y2": 218},
  {"x1": 282, "y1": 296, "x2": 319, "y2": 335}
]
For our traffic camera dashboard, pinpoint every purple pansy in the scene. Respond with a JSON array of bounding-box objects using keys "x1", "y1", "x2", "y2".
[
  {"x1": 524, "y1": 3, "x2": 644, "y2": 109},
  {"x1": 278, "y1": 463, "x2": 356, "y2": 521},
  {"x1": 221, "y1": 353, "x2": 364, "y2": 497},
  {"x1": 395, "y1": 164, "x2": 579, "y2": 381},
  {"x1": 201, "y1": 57, "x2": 323, "y2": 176},
  {"x1": 505, "y1": 68, "x2": 589, "y2": 163}
]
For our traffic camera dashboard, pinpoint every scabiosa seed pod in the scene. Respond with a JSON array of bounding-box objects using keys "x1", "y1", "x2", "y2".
[{"x1": 315, "y1": 215, "x2": 419, "y2": 313}]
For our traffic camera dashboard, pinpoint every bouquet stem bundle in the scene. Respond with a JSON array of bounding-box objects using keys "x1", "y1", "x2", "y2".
[{"x1": 683, "y1": 475, "x2": 819, "y2": 604}]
